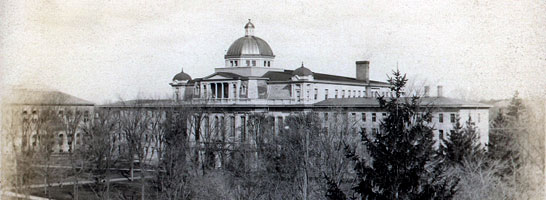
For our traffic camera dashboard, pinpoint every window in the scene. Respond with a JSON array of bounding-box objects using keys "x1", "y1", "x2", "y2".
[
  {"x1": 204, "y1": 116, "x2": 210, "y2": 136},
  {"x1": 230, "y1": 61, "x2": 234, "y2": 66},
  {"x1": 296, "y1": 90, "x2": 301, "y2": 102},
  {"x1": 372, "y1": 113, "x2": 377, "y2": 122},
  {"x1": 268, "y1": 61, "x2": 271, "y2": 67},
  {"x1": 264, "y1": 61, "x2": 267, "y2": 66},
  {"x1": 252, "y1": 60, "x2": 256, "y2": 66},
  {"x1": 246, "y1": 60, "x2": 250, "y2": 66},
  {"x1": 382, "y1": 113, "x2": 387, "y2": 119},
  {"x1": 83, "y1": 111, "x2": 90, "y2": 122},
  {"x1": 314, "y1": 88, "x2": 318, "y2": 100},
  {"x1": 234, "y1": 61, "x2": 238, "y2": 66},
  {"x1": 325, "y1": 89, "x2": 329, "y2": 99},
  {"x1": 324, "y1": 113, "x2": 329, "y2": 121},
  {"x1": 439, "y1": 130, "x2": 444, "y2": 137},
  {"x1": 233, "y1": 84, "x2": 237, "y2": 97},
  {"x1": 306, "y1": 90, "x2": 310, "y2": 100},
  {"x1": 361, "y1": 128, "x2": 367, "y2": 134},
  {"x1": 352, "y1": 113, "x2": 356, "y2": 119},
  {"x1": 450, "y1": 113, "x2": 456, "y2": 123},
  {"x1": 240, "y1": 116, "x2": 246, "y2": 141},
  {"x1": 372, "y1": 128, "x2": 378, "y2": 134},
  {"x1": 361, "y1": 113, "x2": 366, "y2": 121},
  {"x1": 215, "y1": 116, "x2": 220, "y2": 136},
  {"x1": 230, "y1": 116, "x2": 236, "y2": 137},
  {"x1": 438, "y1": 113, "x2": 444, "y2": 123},
  {"x1": 277, "y1": 116, "x2": 284, "y2": 132},
  {"x1": 342, "y1": 90, "x2": 345, "y2": 98},
  {"x1": 335, "y1": 90, "x2": 338, "y2": 98}
]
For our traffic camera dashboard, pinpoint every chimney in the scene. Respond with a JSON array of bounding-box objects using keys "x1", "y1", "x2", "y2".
[
  {"x1": 437, "y1": 85, "x2": 443, "y2": 97},
  {"x1": 356, "y1": 61, "x2": 370, "y2": 84},
  {"x1": 424, "y1": 86, "x2": 430, "y2": 97}
]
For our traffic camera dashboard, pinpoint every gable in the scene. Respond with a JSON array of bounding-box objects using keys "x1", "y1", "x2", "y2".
[{"x1": 205, "y1": 74, "x2": 232, "y2": 80}]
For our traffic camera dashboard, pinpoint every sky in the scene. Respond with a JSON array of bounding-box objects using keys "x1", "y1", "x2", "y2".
[{"x1": 1, "y1": 0, "x2": 545, "y2": 104}]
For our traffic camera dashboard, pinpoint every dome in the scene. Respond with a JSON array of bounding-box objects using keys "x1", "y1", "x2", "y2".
[
  {"x1": 172, "y1": 69, "x2": 191, "y2": 81},
  {"x1": 293, "y1": 63, "x2": 313, "y2": 76},
  {"x1": 225, "y1": 19, "x2": 275, "y2": 59},
  {"x1": 225, "y1": 36, "x2": 274, "y2": 57}
]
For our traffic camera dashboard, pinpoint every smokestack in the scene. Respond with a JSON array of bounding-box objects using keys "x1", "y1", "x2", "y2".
[
  {"x1": 437, "y1": 85, "x2": 443, "y2": 97},
  {"x1": 356, "y1": 61, "x2": 370, "y2": 84},
  {"x1": 424, "y1": 86, "x2": 430, "y2": 97}
]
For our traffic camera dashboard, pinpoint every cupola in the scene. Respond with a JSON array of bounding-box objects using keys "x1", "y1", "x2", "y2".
[{"x1": 224, "y1": 19, "x2": 275, "y2": 68}]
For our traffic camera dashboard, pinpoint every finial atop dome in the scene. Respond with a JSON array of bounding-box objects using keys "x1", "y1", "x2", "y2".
[
  {"x1": 301, "y1": 62, "x2": 304, "y2": 68},
  {"x1": 245, "y1": 19, "x2": 255, "y2": 36}
]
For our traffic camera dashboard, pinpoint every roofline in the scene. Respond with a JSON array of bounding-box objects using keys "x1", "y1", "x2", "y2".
[
  {"x1": 7, "y1": 103, "x2": 95, "y2": 107},
  {"x1": 224, "y1": 55, "x2": 275, "y2": 59},
  {"x1": 266, "y1": 79, "x2": 389, "y2": 86},
  {"x1": 98, "y1": 101, "x2": 491, "y2": 110}
]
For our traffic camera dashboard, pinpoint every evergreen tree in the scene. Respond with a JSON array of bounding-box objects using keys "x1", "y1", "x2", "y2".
[
  {"x1": 488, "y1": 92, "x2": 523, "y2": 176},
  {"x1": 506, "y1": 91, "x2": 524, "y2": 122},
  {"x1": 324, "y1": 175, "x2": 348, "y2": 200},
  {"x1": 347, "y1": 69, "x2": 457, "y2": 199},
  {"x1": 440, "y1": 116, "x2": 483, "y2": 165}
]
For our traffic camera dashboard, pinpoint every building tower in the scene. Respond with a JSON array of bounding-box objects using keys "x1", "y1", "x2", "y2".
[{"x1": 224, "y1": 19, "x2": 275, "y2": 68}]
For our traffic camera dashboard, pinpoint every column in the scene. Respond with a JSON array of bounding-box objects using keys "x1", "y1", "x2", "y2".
[{"x1": 221, "y1": 82, "x2": 224, "y2": 99}]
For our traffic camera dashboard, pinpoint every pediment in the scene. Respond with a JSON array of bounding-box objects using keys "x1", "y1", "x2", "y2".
[{"x1": 204, "y1": 74, "x2": 231, "y2": 80}]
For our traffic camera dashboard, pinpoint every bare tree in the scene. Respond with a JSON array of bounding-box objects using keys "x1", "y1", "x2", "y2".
[
  {"x1": 118, "y1": 106, "x2": 154, "y2": 200},
  {"x1": 33, "y1": 107, "x2": 64, "y2": 199},
  {"x1": 0, "y1": 106, "x2": 37, "y2": 197},
  {"x1": 152, "y1": 106, "x2": 194, "y2": 200},
  {"x1": 81, "y1": 109, "x2": 120, "y2": 200}
]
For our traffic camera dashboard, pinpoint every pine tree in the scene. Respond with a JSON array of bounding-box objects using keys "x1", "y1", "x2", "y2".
[
  {"x1": 440, "y1": 116, "x2": 483, "y2": 165},
  {"x1": 488, "y1": 92, "x2": 523, "y2": 177},
  {"x1": 506, "y1": 91, "x2": 524, "y2": 123},
  {"x1": 347, "y1": 69, "x2": 457, "y2": 199},
  {"x1": 324, "y1": 175, "x2": 348, "y2": 200}
]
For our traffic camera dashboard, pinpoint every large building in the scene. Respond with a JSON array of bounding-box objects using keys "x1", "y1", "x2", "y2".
[
  {"x1": 169, "y1": 19, "x2": 393, "y2": 105},
  {"x1": 1, "y1": 86, "x2": 94, "y2": 154},
  {"x1": 164, "y1": 20, "x2": 491, "y2": 146}
]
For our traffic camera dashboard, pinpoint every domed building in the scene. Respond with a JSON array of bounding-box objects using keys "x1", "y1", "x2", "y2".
[
  {"x1": 163, "y1": 20, "x2": 491, "y2": 149},
  {"x1": 171, "y1": 20, "x2": 393, "y2": 103},
  {"x1": 104, "y1": 20, "x2": 491, "y2": 167}
]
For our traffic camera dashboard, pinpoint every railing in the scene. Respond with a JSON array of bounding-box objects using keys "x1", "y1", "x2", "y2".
[{"x1": 190, "y1": 98, "x2": 317, "y2": 105}]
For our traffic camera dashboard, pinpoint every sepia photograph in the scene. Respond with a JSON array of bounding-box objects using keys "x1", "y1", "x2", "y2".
[{"x1": 1, "y1": 1, "x2": 545, "y2": 199}]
